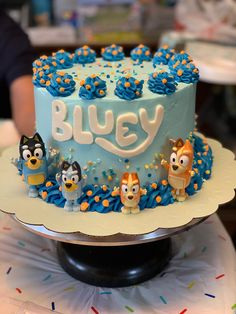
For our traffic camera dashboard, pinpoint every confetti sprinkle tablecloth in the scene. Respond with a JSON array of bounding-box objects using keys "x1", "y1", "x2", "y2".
[{"x1": 0, "y1": 212, "x2": 235, "y2": 314}]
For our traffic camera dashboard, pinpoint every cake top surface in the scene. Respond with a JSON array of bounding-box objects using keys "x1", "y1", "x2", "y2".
[{"x1": 33, "y1": 44, "x2": 199, "y2": 100}]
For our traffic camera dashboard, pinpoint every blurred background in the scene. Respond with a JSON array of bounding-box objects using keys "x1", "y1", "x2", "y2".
[{"x1": 0, "y1": 0, "x2": 235, "y2": 242}]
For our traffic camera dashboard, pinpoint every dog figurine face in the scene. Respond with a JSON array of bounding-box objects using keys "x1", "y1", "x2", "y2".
[
  {"x1": 20, "y1": 133, "x2": 46, "y2": 170},
  {"x1": 120, "y1": 172, "x2": 141, "y2": 208},
  {"x1": 60, "y1": 161, "x2": 82, "y2": 192},
  {"x1": 169, "y1": 139, "x2": 193, "y2": 176}
]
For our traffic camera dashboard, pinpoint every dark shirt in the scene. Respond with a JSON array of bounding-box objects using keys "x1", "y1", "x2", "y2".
[{"x1": 0, "y1": 11, "x2": 34, "y2": 118}]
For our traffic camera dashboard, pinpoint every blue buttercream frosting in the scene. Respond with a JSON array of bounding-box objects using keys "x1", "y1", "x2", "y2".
[
  {"x1": 101, "y1": 44, "x2": 125, "y2": 61},
  {"x1": 79, "y1": 75, "x2": 107, "y2": 100},
  {"x1": 171, "y1": 63, "x2": 199, "y2": 84},
  {"x1": 148, "y1": 71, "x2": 177, "y2": 95},
  {"x1": 53, "y1": 49, "x2": 73, "y2": 69},
  {"x1": 73, "y1": 45, "x2": 96, "y2": 64},
  {"x1": 46, "y1": 72, "x2": 76, "y2": 97},
  {"x1": 33, "y1": 56, "x2": 58, "y2": 87},
  {"x1": 114, "y1": 76, "x2": 144, "y2": 100},
  {"x1": 130, "y1": 44, "x2": 152, "y2": 63},
  {"x1": 153, "y1": 45, "x2": 175, "y2": 66},
  {"x1": 168, "y1": 50, "x2": 192, "y2": 69},
  {"x1": 37, "y1": 133, "x2": 213, "y2": 213}
]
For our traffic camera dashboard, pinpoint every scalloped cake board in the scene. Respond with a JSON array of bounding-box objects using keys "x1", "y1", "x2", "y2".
[{"x1": 0, "y1": 137, "x2": 235, "y2": 236}]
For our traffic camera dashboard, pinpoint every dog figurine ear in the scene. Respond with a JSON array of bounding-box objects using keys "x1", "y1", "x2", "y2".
[
  {"x1": 33, "y1": 132, "x2": 43, "y2": 143},
  {"x1": 20, "y1": 135, "x2": 29, "y2": 145},
  {"x1": 61, "y1": 161, "x2": 71, "y2": 171},
  {"x1": 172, "y1": 138, "x2": 184, "y2": 151},
  {"x1": 72, "y1": 161, "x2": 81, "y2": 179}
]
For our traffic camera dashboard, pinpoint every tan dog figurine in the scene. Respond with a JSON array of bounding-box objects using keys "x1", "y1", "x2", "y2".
[
  {"x1": 113, "y1": 172, "x2": 146, "y2": 214},
  {"x1": 161, "y1": 138, "x2": 194, "y2": 201}
]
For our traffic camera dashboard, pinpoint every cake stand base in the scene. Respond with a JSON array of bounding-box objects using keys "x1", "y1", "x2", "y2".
[{"x1": 57, "y1": 238, "x2": 171, "y2": 287}]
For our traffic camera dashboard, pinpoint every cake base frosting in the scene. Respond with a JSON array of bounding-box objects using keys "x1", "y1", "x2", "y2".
[{"x1": 0, "y1": 135, "x2": 235, "y2": 235}]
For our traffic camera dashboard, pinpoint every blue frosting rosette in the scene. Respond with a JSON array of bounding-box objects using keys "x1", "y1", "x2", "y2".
[
  {"x1": 32, "y1": 56, "x2": 59, "y2": 88},
  {"x1": 148, "y1": 71, "x2": 177, "y2": 95},
  {"x1": 170, "y1": 63, "x2": 199, "y2": 84},
  {"x1": 52, "y1": 49, "x2": 73, "y2": 69},
  {"x1": 46, "y1": 72, "x2": 76, "y2": 97},
  {"x1": 153, "y1": 45, "x2": 175, "y2": 66},
  {"x1": 73, "y1": 45, "x2": 96, "y2": 64},
  {"x1": 33, "y1": 55, "x2": 58, "y2": 72},
  {"x1": 79, "y1": 74, "x2": 107, "y2": 100},
  {"x1": 115, "y1": 75, "x2": 144, "y2": 100},
  {"x1": 130, "y1": 44, "x2": 152, "y2": 63},
  {"x1": 168, "y1": 50, "x2": 192, "y2": 69},
  {"x1": 101, "y1": 44, "x2": 125, "y2": 61}
]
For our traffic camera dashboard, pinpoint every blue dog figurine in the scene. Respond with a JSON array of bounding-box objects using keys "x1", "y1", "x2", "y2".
[
  {"x1": 56, "y1": 161, "x2": 84, "y2": 212},
  {"x1": 16, "y1": 133, "x2": 48, "y2": 198}
]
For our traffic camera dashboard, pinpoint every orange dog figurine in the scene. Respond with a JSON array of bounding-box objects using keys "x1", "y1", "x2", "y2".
[
  {"x1": 114, "y1": 172, "x2": 146, "y2": 214},
  {"x1": 161, "y1": 138, "x2": 194, "y2": 201}
]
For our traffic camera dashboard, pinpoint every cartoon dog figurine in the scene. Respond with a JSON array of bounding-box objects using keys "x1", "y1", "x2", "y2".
[
  {"x1": 161, "y1": 138, "x2": 194, "y2": 201},
  {"x1": 17, "y1": 133, "x2": 48, "y2": 197},
  {"x1": 56, "y1": 161, "x2": 84, "y2": 212},
  {"x1": 114, "y1": 172, "x2": 146, "y2": 214}
]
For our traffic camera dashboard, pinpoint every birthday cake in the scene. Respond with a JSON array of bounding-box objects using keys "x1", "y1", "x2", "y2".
[{"x1": 17, "y1": 44, "x2": 213, "y2": 214}]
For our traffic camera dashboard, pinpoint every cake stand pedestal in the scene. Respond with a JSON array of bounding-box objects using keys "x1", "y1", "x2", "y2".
[{"x1": 13, "y1": 216, "x2": 206, "y2": 287}]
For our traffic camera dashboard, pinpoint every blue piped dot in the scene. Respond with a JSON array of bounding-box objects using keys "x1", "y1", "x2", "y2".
[
  {"x1": 148, "y1": 173, "x2": 152, "y2": 178},
  {"x1": 94, "y1": 177, "x2": 98, "y2": 181},
  {"x1": 106, "y1": 74, "x2": 110, "y2": 78},
  {"x1": 124, "y1": 159, "x2": 129, "y2": 163}
]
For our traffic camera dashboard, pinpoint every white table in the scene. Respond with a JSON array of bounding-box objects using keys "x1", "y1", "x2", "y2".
[{"x1": 0, "y1": 212, "x2": 235, "y2": 314}]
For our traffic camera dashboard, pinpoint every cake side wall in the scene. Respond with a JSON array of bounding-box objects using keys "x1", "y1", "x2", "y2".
[{"x1": 34, "y1": 83, "x2": 196, "y2": 187}]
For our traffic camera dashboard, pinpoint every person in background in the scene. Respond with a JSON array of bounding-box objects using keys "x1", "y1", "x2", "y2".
[{"x1": 0, "y1": 10, "x2": 35, "y2": 136}]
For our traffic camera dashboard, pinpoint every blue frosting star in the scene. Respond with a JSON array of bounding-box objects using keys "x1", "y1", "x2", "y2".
[
  {"x1": 153, "y1": 45, "x2": 175, "y2": 66},
  {"x1": 148, "y1": 71, "x2": 177, "y2": 95},
  {"x1": 79, "y1": 75, "x2": 107, "y2": 100},
  {"x1": 114, "y1": 76, "x2": 144, "y2": 100},
  {"x1": 130, "y1": 44, "x2": 152, "y2": 63},
  {"x1": 73, "y1": 45, "x2": 96, "y2": 64},
  {"x1": 170, "y1": 63, "x2": 199, "y2": 84},
  {"x1": 101, "y1": 44, "x2": 125, "y2": 61},
  {"x1": 53, "y1": 49, "x2": 73, "y2": 69},
  {"x1": 46, "y1": 72, "x2": 76, "y2": 97}
]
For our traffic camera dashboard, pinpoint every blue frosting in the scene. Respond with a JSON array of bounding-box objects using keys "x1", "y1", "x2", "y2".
[
  {"x1": 79, "y1": 75, "x2": 107, "y2": 100},
  {"x1": 33, "y1": 56, "x2": 58, "y2": 87},
  {"x1": 153, "y1": 45, "x2": 175, "y2": 66},
  {"x1": 114, "y1": 76, "x2": 144, "y2": 100},
  {"x1": 130, "y1": 44, "x2": 152, "y2": 63},
  {"x1": 46, "y1": 72, "x2": 76, "y2": 97},
  {"x1": 148, "y1": 71, "x2": 177, "y2": 95},
  {"x1": 53, "y1": 49, "x2": 73, "y2": 69},
  {"x1": 73, "y1": 45, "x2": 96, "y2": 64},
  {"x1": 170, "y1": 63, "x2": 199, "y2": 84},
  {"x1": 168, "y1": 51, "x2": 192, "y2": 69},
  {"x1": 101, "y1": 44, "x2": 125, "y2": 61},
  {"x1": 37, "y1": 133, "x2": 213, "y2": 213}
]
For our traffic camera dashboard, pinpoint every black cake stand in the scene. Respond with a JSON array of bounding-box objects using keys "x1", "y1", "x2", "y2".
[{"x1": 9, "y1": 214, "x2": 208, "y2": 287}]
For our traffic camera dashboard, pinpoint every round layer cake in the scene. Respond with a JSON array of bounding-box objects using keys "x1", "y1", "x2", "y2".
[{"x1": 34, "y1": 45, "x2": 197, "y2": 188}]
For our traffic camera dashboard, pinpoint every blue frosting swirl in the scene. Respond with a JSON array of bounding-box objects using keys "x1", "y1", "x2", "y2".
[
  {"x1": 153, "y1": 45, "x2": 175, "y2": 66},
  {"x1": 114, "y1": 76, "x2": 144, "y2": 100},
  {"x1": 170, "y1": 63, "x2": 199, "y2": 84},
  {"x1": 148, "y1": 71, "x2": 177, "y2": 95},
  {"x1": 73, "y1": 45, "x2": 96, "y2": 64},
  {"x1": 79, "y1": 75, "x2": 107, "y2": 100},
  {"x1": 46, "y1": 72, "x2": 76, "y2": 97},
  {"x1": 53, "y1": 49, "x2": 73, "y2": 69},
  {"x1": 130, "y1": 44, "x2": 152, "y2": 63},
  {"x1": 32, "y1": 56, "x2": 59, "y2": 87},
  {"x1": 101, "y1": 44, "x2": 125, "y2": 61},
  {"x1": 38, "y1": 134, "x2": 213, "y2": 213},
  {"x1": 168, "y1": 50, "x2": 192, "y2": 69}
]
